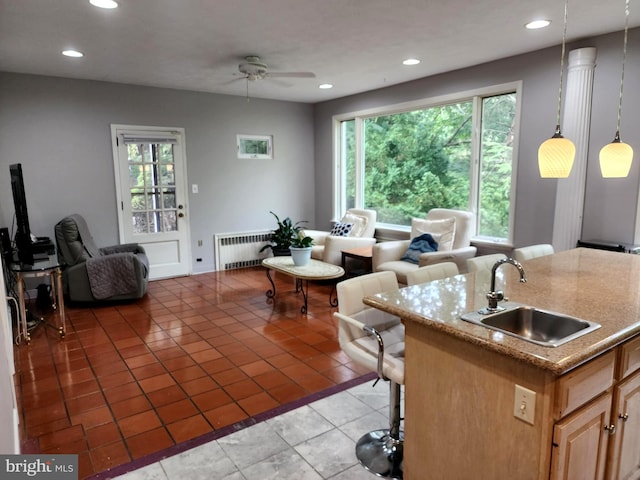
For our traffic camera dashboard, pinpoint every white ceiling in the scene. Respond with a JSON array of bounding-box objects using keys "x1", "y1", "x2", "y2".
[{"x1": 0, "y1": 0, "x2": 637, "y2": 103}]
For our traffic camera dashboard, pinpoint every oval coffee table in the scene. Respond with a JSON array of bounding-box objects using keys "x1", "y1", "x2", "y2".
[{"x1": 262, "y1": 257, "x2": 345, "y2": 314}]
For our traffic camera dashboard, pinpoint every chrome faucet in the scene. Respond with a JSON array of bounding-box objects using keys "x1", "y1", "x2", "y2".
[{"x1": 481, "y1": 257, "x2": 527, "y2": 314}]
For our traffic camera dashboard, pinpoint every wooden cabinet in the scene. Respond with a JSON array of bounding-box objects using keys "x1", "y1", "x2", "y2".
[
  {"x1": 551, "y1": 369, "x2": 640, "y2": 480},
  {"x1": 549, "y1": 340, "x2": 640, "y2": 480},
  {"x1": 553, "y1": 351, "x2": 615, "y2": 418},
  {"x1": 550, "y1": 392, "x2": 612, "y2": 480},
  {"x1": 550, "y1": 351, "x2": 615, "y2": 480},
  {"x1": 606, "y1": 370, "x2": 640, "y2": 479},
  {"x1": 404, "y1": 325, "x2": 640, "y2": 480}
]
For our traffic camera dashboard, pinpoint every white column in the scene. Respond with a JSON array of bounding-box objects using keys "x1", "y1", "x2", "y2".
[{"x1": 552, "y1": 47, "x2": 597, "y2": 251}]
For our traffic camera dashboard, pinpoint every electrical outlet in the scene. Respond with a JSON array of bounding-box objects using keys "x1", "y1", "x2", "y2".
[
  {"x1": 192, "y1": 184, "x2": 199, "y2": 194},
  {"x1": 514, "y1": 384, "x2": 536, "y2": 425}
]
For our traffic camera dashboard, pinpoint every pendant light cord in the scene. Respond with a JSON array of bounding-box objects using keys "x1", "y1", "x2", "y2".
[
  {"x1": 616, "y1": 0, "x2": 630, "y2": 134},
  {"x1": 555, "y1": 0, "x2": 569, "y2": 128}
]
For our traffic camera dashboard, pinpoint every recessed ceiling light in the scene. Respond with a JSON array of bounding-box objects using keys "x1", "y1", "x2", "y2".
[
  {"x1": 62, "y1": 50, "x2": 84, "y2": 58},
  {"x1": 525, "y1": 19, "x2": 551, "y2": 29},
  {"x1": 402, "y1": 58, "x2": 421, "y2": 66},
  {"x1": 319, "y1": 83, "x2": 333, "y2": 89},
  {"x1": 89, "y1": 0, "x2": 118, "y2": 8}
]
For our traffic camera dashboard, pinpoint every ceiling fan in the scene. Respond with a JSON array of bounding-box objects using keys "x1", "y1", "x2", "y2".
[{"x1": 236, "y1": 55, "x2": 315, "y2": 82}]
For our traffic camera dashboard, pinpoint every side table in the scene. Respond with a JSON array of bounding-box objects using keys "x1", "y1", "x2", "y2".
[
  {"x1": 341, "y1": 246, "x2": 373, "y2": 278},
  {"x1": 10, "y1": 255, "x2": 66, "y2": 344}
]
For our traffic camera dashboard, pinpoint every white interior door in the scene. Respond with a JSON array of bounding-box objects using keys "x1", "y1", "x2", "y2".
[{"x1": 111, "y1": 125, "x2": 190, "y2": 280}]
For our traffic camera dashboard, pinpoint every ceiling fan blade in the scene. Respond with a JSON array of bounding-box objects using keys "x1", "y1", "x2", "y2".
[
  {"x1": 266, "y1": 72, "x2": 316, "y2": 78},
  {"x1": 268, "y1": 77, "x2": 293, "y2": 88},
  {"x1": 219, "y1": 76, "x2": 245, "y2": 86}
]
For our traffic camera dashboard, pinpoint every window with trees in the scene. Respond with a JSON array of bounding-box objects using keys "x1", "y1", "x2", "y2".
[{"x1": 335, "y1": 82, "x2": 520, "y2": 243}]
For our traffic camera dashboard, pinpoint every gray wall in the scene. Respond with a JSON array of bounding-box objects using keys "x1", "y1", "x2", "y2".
[
  {"x1": 1, "y1": 28, "x2": 639, "y2": 278},
  {"x1": 0, "y1": 74, "x2": 315, "y2": 273},
  {"x1": 313, "y1": 29, "x2": 640, "y2": 248}
]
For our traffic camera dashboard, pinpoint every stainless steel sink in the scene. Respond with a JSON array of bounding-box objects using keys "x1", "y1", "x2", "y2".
[{"x1": 460, "y1": 304, "x2": 601, "y2": 347}]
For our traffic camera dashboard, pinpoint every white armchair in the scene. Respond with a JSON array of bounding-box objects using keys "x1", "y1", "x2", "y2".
[
  {"x1": 373, "y1": 208, "x2": 477, "y2": 284},
  {"x1": 304, "y1": 208, "x2": 377, "y2": 266}
]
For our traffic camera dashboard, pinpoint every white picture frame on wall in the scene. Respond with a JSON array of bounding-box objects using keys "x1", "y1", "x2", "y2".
[{"x1": 237, "y1": 134, "x2": 273, "y2": 159}]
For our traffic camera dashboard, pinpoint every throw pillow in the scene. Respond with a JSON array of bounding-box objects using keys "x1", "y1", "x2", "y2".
[
  {"x1": 411, "y1": 217, "x2": 456, "y2": 251},
  {"x1": 401, "y1": 233, "x2": 439, "y2": 264},
  {"x1": 330, "y1": 222, "x2": 353, "y2": 237},
  {"x1": 341, "y1": 213, "x2": 368, "y2": 237}
]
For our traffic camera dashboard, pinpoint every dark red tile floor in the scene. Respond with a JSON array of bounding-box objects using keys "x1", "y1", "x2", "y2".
[{"x1": 13, "y1": 267, "x2": 368, "y2": 479}]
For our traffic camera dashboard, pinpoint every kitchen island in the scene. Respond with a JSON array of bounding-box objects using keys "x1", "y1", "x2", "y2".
[{"x1": 363, "y1": 248, "x2": 640, "y2": 480}]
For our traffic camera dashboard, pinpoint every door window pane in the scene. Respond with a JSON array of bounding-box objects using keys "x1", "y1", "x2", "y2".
[
  {"x1": 162, "y1": 212, "x2": 177, "y2": 232},
  {"x1": 158, "y1": 164, "x2": 174, "y2": 186},
  {"x1": 132, "y1": 212, "x2": 147, "y2": 234},
  {"x1": 159, "y1": 144, "x2": 174, "y2": 163},
  {"x1": 162, "y1": 190, "x2": 176, "y2": 209},
  {"x1": 126, "y1": 142, "x2": 179, "y2": 234},
  {"x1": 128, "y1": 164, "x2": 144, "y2": 188},
  {"x1": 131, "y1": 191, "x2": 145, "y2": 210}
]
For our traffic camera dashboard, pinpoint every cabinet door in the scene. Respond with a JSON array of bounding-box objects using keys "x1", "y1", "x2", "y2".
[
  {"x1": 607, "y1": 371, "x2": 640, "y2": 480},
  {"x1": 551, "y1": 393, "x2": 612, "y2": 480}
]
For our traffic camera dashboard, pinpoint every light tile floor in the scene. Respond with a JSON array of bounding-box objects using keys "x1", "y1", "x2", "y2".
[{"x1": 114, "y1": 380, "x2": 402, "y2": 480}]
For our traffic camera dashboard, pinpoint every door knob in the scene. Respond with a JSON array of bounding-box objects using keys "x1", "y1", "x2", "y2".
[{"x1": 178, "y1": 212, "x2": 184, "y2": 218}]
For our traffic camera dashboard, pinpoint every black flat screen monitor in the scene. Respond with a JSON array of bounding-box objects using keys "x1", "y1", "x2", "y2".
[{"x1": 10, "y1": 163, "x2": 34, "y2": 264}]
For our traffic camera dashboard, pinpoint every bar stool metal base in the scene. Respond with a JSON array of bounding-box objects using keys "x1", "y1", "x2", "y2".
[{"x1": 356, "y1": 429, "x2": 404, "y2": 479}]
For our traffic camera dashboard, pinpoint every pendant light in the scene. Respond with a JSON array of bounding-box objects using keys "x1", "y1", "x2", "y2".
[
  {"x1": 600, "y1": 0, "x2": 633, "y2": 178},
  {"x1": 538, "y1": 0, "x2": 576, "y2": 178}
]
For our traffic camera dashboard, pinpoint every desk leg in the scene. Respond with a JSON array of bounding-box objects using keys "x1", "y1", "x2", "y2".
[
  {"x1": 53, "y1": 268, "x2": 66, "y2": 339},
  {"x1": 265, "y1": 268, "x2": 276, "y2": 301},
  {"x1": 15, "y1": 273, "x2": 29, "y2": 345}
]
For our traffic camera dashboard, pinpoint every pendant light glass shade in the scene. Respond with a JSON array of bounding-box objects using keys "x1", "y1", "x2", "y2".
[
  {"x1": 539, "y1": 126, "x2": 576, "y2": 178},
  {"x1": 538, "y1": 0, "x2": 575, "y2": 178},
  {"x1": 600, "y1": 0, "x2": 633, "y2": 178},
  {"x1": 600, "y1": 132, "x2": 633, "y2": 177}
]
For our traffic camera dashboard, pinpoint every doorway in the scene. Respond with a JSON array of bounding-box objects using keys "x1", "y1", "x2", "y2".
[{"x1": 111, "y1": 125, "x2": 191, "y2": 279}]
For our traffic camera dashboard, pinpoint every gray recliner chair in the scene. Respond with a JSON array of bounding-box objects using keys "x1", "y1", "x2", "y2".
[{"x1": 55, "y1": 214, "x2": 149, "y2": 302}]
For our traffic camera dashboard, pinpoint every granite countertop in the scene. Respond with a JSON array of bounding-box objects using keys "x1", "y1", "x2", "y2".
[{"x1": 363, "y1": 248, "x2": 640, "y2": 375}]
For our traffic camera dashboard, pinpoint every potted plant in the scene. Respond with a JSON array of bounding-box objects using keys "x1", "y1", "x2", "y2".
[
  {"x1": 289, "y1": 230, "x2": 314, "y2": 266},
  {"x1": 260, "y1": 211, "x2": 308, "y2": 257}
]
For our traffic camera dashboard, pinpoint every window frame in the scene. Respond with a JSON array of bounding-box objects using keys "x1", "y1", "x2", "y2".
[
  {"x1": 236, "y1": 134, "x2": 273, "y2": 160},
  {"x1": 331, "y1": 81, "x2": 522, "y2": 246}
]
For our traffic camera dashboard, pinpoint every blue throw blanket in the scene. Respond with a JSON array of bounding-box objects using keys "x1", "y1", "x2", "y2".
[{"x1": 401, "y1": 233, "x2": 438, "y2": 264}]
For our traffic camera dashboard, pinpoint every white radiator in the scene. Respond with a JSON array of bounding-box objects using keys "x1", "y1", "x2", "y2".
[{"x1": 214, "y1": 230, "x2": 272, "y2": 271}]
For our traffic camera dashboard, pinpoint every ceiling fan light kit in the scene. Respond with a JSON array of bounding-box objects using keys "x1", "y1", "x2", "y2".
[{"x1": 238, "y1": 56, "x2": 269, "y2": 81}]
